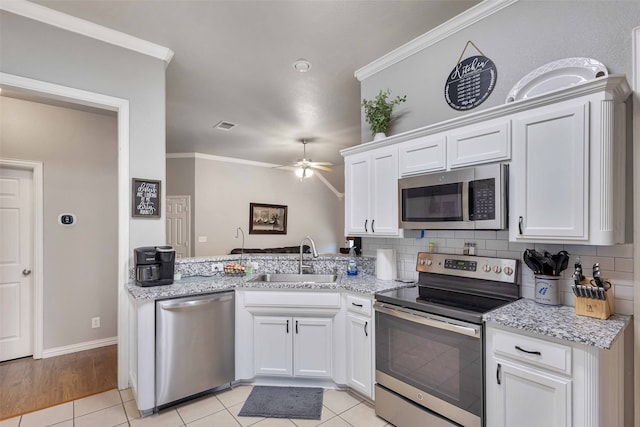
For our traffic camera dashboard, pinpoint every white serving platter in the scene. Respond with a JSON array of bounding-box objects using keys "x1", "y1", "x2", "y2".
[{"x1": 506, "y1": 57, "x2": 608, "y2": 103}]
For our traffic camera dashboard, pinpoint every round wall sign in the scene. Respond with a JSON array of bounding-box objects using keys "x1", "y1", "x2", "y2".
[{"x1": 444, "y1": 55, "x2": 497, "y2": 111}]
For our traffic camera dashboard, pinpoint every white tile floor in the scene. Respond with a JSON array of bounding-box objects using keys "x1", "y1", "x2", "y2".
[{"x1": 0, "y1": 386, "x2": 393, "y2": 427}]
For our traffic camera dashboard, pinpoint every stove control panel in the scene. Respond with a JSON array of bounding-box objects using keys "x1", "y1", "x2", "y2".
[{"x1": 417, "y1": 252, "x2": 518, "y2": 283}]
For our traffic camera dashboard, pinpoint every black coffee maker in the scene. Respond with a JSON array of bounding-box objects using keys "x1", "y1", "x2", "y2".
[{"x1": 134, "y1": 246, "x2": 175, "y2": 287}]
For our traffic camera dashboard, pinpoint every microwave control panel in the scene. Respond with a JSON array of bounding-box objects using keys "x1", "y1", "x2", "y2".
[{"x1": 469, "y1": 178, "x2": 496, "y2": 221}]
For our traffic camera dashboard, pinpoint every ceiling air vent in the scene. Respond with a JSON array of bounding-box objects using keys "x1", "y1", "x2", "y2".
[{"x1": 214, "y1": 120, "x2": 237, "y2": 131}]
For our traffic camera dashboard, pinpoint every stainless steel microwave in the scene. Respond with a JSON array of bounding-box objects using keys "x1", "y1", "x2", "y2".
[{"x1": 398, "y1": 163, "x2": 508, "y2": 230}]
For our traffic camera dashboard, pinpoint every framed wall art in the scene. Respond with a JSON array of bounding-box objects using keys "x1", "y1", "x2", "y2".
[
  {"x1": 249, "y1": 203, "x2": 287, "y2": 234},
  {"x1": 132, "y1": 178, "x2": 161, "y2": 218}
]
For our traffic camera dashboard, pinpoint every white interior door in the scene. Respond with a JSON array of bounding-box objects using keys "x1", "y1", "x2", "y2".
[
  {"x1": 0, "y1": 166, "x2": 33, "y2": 361},
  {"x1": 166, "y1": 195, "x2": 190, "y2": 259}
]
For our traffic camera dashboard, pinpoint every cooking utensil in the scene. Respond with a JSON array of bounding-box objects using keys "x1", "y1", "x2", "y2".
[{"x1": 523, "y1": 249, "x2": 542, "y2": 274}]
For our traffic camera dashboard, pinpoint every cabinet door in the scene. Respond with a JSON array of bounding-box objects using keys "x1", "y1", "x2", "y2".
[
  {"x1": 488, "y1": 358, "x2": 572, "y2": 427},
  {"x1": 253, "y1": 316, "x2": 292, "y2": 376},
  {"x1": 293, "y1": 317, "x2": 333, "y2": 378},
  {"x1": 346, "y1": 313, "x2": 372, "y2": 398},
  {"x1": 448, "y1": 118, "x2": 511, "y2": 168},
  {"x1": 510, "y1": 102, "x2": 588, "y2": 241},
  {"x1": 399, "y1": 134, "x2": 446, "y2": 176},
  {"x1": 345, "y1": 153, "x2": 371, "y2": 235},
  {"x1": 370, "y1": 146, "x2": 400, "y2": 236}
]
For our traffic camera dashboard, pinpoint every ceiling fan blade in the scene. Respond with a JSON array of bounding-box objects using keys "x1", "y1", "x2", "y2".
[
  {"x1": 310, "y1": 165, "x2": 333, "y2": 172},
  {"x1": 308, "y1": 161, "x2": 333, "y2": 166}
]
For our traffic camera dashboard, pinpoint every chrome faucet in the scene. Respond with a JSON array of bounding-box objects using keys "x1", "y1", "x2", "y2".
[{"x1": 299, "y1": 236, "x2": 319, "y2": 274}]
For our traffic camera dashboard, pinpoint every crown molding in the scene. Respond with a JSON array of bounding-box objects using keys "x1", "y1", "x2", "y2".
[
  {"x1": 354, "y1": 0, "x2": 519, "y2": 81},
  {"x1": 0, "y1": 0, "x2": 174, "y2": 66}
]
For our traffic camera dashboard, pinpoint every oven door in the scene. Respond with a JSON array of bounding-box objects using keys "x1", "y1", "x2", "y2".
[{"x1": 374, "y1": 301, "x2": 483, "y2": 427}]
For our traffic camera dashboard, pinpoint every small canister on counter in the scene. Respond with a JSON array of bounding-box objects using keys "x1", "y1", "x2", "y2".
[{"x1": 534, "y1": 275, "x2": 560, "y2": 305}]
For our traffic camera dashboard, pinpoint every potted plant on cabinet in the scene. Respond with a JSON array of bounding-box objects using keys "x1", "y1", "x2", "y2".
[{"x1": 361, "y1": 89, "x2": 407, "y2": 141}]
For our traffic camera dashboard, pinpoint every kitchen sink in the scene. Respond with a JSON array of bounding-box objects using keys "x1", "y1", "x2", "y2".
[{"x1": 246, "y1": 273, "x2": 338, "y2": 283}]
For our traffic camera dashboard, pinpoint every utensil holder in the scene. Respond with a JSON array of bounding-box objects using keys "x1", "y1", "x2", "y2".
[{"x1": 573, "y1": 276, "x2": 614, "y2": 320}]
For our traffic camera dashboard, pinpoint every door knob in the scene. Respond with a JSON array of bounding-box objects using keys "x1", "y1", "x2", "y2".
[{"x1": 23, "y1": 269, "x2": 32, "y2": 276}]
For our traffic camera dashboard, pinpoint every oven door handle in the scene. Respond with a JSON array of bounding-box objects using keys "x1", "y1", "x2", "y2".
[{"x1": 374, "y1": 302, "x2": 481, "y2": 338}]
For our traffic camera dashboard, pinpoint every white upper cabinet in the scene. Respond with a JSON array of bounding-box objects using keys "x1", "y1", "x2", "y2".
[
  {"x1": 342, "y1": 76, "x2": 630, "y2": 244},
  {"x1": 509, "y1": 77, "x2": 630, "y2": 245},
  {"x1": 345, "y1": 145, "x2": 402, "y2": 237},
  {"x1": 399, "y1": 133, "x2": 446, "y2": 176},
  {"x1": 511, "y1": 101, "x2": 589, "y2": 241},
  {"x1": 448, "y1": 118, "x2": 511, "y2": 169}
]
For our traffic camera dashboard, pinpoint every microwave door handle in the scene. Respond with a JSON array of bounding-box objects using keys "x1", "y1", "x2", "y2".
[{"x1": 462, "y1": 181, "x2": 470, "y2": 222}]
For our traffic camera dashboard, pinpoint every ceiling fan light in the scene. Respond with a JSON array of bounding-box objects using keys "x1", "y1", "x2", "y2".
[{"x1": 295, "y1": 167, "x2": 313, "y2": 179}]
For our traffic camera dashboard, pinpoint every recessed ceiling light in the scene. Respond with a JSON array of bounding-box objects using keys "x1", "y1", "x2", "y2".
[
  {"x1": 293, "y1": 59, "x2": 311, "y2": 73},
  {"x1": 214, "y1": 120, "x2": 236, "y2": 131}
]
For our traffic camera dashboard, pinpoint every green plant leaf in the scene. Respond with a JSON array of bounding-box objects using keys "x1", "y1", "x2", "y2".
[{"x1": 361, "y1": 89, "x2": 407, "y2": 135}]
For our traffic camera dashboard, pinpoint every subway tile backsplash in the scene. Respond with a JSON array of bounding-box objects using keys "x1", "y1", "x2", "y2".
[{"x1": 362, "y1": 231, "x2": 635, "y2": 316}]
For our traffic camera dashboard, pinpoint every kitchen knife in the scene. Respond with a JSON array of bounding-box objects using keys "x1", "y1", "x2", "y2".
[{"x1": 592, "y1": 263, "x2": 603, "y2": 288}]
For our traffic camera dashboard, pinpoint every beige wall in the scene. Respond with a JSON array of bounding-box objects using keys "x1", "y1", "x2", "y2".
[
  {"x1": 0, "y1": 96, "x2": 118, "y2": 349},
  {"x1": 167, "y1": 157, "x2": 343, "y2": 255}
]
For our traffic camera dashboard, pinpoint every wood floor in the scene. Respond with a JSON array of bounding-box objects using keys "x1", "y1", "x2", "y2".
[{"x1": 0, "y1": 344, "x2": 117, "y2": 420}]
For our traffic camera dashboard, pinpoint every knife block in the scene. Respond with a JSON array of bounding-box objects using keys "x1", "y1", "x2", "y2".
[{"x1": 574, "y1": 276, "x2": 614, "y2": 320}]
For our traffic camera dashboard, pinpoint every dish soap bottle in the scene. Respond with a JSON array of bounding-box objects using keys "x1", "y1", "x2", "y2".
[{"x1": 347, "y1": 247, "x2": 358, "y2": 276}]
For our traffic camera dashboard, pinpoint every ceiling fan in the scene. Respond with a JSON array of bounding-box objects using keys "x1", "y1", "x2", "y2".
[{"x1": 289, "y1": 139, "x2": 333, "y2": 179}]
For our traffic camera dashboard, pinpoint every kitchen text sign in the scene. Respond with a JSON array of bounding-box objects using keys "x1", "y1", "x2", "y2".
[{"x1": 445, "y1": 55, "x2": 497, "y2": 111}]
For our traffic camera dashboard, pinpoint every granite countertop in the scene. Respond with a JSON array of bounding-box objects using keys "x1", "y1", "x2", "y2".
[
  {"x1": 483, "y1": 299, "x2": 631, "y2": 350},
  {"x1": 127, "y1": 272, "x2": 412, "y2": 301}
]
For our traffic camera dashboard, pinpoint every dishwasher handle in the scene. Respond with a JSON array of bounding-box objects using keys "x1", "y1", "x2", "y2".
[{"x1": 159, "y1": 293, "x2": 233, "y2": 311}]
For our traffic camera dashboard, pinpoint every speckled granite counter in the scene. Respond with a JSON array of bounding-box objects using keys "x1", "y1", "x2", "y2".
[
  {"x1": 127, "y1": 272, "x2": 412, "y2": 301},
  {"x1": 483, "y1": 299, "x2": 631, "y2": 350}
]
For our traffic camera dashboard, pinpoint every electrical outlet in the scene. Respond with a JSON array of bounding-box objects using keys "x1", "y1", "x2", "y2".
[
  {"x1": 91, "y1": 317, "x2": 100, "y2": 328},
  {"x1": 211, "y1": 263, "x2": 224, "y2": 272}
]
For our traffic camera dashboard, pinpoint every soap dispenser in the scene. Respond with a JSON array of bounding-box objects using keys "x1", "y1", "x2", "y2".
[{"x1": 347, "y1": 247, "x2": 358, "y2": 276}]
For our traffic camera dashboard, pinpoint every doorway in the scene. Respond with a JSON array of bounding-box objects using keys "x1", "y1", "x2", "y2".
[
  {"x1": 166, "y1": 195, "x2": 191, "y2": 258},
  {"x1": 0, "y1": 162, "x2": 38, "y2": 362},
  {"x1": 0, "y1": 72, "x2": 131, "y2": 390}
]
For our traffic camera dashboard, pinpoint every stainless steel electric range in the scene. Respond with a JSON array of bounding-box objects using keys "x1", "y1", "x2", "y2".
[{"x1": 374, "y1": 252, "x2": 520, "y2": 427}]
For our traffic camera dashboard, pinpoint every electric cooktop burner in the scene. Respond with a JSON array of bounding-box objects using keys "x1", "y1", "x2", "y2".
[{"x1": 376, "y1": 253, "x2": 520, "y2": 324}]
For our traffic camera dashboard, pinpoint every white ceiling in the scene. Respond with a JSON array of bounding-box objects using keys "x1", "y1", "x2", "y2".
[{"x1": 30, "y1": 0, "x2": 479, "y2": 168}]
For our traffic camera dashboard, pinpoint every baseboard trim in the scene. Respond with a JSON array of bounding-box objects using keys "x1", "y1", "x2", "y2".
[{"x1": 42, "y1": 337, "x2": 117, "y2": 359}]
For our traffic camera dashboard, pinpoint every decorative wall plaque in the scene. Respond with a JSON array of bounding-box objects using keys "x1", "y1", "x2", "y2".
[{"x1": 445, "y1": 41, "x2": 497, "y2": 111}]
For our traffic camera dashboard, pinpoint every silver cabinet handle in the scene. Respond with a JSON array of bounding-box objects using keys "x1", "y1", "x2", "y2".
[
  {"x1": 497, "y1": 363, "x2": 502, "y2": 385},
  {"x1": 23, "y1": 269, "x2": 32, "y2": 276},
  {"x1": 286, "y1": 319, "x2": 289, "y2": 334},
  {"x1": 364, "y1": 321, "x2": 368, "y2": 337},
  {"x1": 364, "y1": 219, "x2": 368, "y2": 232},
  {"x1": 371, "y1": 219, "x2": 375, "y2": 233}
]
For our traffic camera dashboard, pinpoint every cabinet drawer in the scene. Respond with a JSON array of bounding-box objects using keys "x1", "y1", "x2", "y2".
[
  {"x1": 399, "y1": 134, "x2": 446, "y2": 176},
  {"x1": 346, "y1": 295, "x2": 372, "y2": 316},
  {"x1": 244, "y1": 291, "x2": 341, "y2": 308},
  {"x1": 448, "y1": 119, "x2": 511, "y2": 168},
  {"x1": 493, "y1": 329, "x2": 572, "y2": 374}
]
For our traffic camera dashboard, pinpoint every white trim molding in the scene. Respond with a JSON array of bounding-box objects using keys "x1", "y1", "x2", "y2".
[
  {"x1": 0, "y1": 158, "x2": 43, "y2": 359},
  {"x1": 632, "y1": 24, "x2": 640, "y2": 427},
  {"x1": 0, "y1": 0, "x2": 174, "y2": 66},
  {"x1": 42, "y1": 336, "x2": 118, "y2": 359},
  {"x1": 0, "y1": 72, "x2": 131, "y2": 390},
  {"x1": 354, "y1": 0, "x2": 519, "y2": 81}
]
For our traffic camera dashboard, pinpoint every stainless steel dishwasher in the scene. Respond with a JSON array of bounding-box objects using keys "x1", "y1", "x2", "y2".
[{"x1": 155, "y1": 291, "x2": 235, "y2": 407}]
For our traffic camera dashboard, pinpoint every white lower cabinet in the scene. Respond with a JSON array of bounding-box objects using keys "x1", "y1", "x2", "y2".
[
  {"x1": 486, "y1": 325, "x2": 627, "y2": 427},
  {"x1": 490, "y1": 359, "x2": 572, "y2": 427},
  {"x1": 253, "y1": 315, "x2": 333, "y2": 378},
  {"x1": 345, "y1": 294, "x2": 374, "y2": 399},
  {"x1": 237, "y1": 290, "x2": 340, "y2": 381}
]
